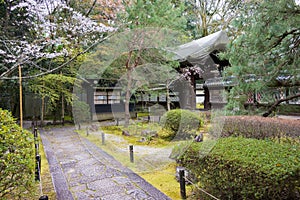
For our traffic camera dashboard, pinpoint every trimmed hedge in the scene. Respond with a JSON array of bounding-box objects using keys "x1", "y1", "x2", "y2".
[
  {"x1": 219, "y1": 116, "x2": 300, "y2": 143},
  {"x1": 0, "y1": 109, "x2": 35, "y2": 199},
  {"x1": 179, "y1": 137, "x2": 300, "y2": 200},
  {"x1": 159, "y1": 109, "x2": 202, "y2": 140}
]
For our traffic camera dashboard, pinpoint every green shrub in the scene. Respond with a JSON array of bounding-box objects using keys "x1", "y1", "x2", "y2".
[
  {"x1": 220, "y1": 116, "x2": 300, "y2": 143},
  {"x1": 0, "y1": 109, "x2": 35, "y2": 199},
  {"x1": 159, "y1": 109, "x2": 202, "y2": 140},
  {"x1": 179, "y1": 137, "x2": 300, "y2": 199}
]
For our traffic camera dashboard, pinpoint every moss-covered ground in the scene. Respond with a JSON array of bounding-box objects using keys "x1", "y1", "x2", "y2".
[{"x1": 77, "y1": 120, "x2": 199, "y2": 199}]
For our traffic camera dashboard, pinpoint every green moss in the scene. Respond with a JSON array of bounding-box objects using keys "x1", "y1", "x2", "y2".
[
  {"x1": 100, "y1": 123, "x2": 172, "y2": 147},
  {"x1": 139, "y1": 163, "x2": 193, "y2": 200}
]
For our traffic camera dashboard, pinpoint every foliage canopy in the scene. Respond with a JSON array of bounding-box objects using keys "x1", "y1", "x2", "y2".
[{"x1": 223, "y1": 0, "x2": 300, "y2": 114}]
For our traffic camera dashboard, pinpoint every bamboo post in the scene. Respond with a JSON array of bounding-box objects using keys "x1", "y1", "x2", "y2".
[
  {"x1": 40, "y1": 80, "x2": 45, "y2": 126},
  {"x1": 18, "y1": 65, "x2": 23, "y2": 129},
  {"x1": 60, "y1": 71, "x2": 64, "y2": 126}
]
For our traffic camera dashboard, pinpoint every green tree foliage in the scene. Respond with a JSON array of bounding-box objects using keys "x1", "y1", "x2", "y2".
[
  {"x1": 77, "y1": 0, "x2": 187, "y2": 127},
  {"x1": 118, "y1": 0, "x2": 187, "y2": 127},
  {"x1": 29, "y1": 74, "x2": 79, "y2": 121},
  {"x1": 121, "y1": 0, "x2": 186, "y2": 30},
  {"x1": 0, "y1": 0, "x2": 32, "y2": 40},
  {"x1": 66, "y1": 0, "x2": 125, "y2": 25},
  {"x1": 0, "y1": 108, "x2": 35, "y2": 199},
  {"x1": 0, "y1": 80, "x2": 20, "y2": 115},
  {"x1": 29, "y1": 74, "x2": 77, "y2": 108},
  {"x1": 223, "y1": 0, "x2": 300, "y2": 115}
]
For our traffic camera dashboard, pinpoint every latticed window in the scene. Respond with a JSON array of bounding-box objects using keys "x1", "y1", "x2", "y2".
[{"x1": 94, "y1": 90, "x2": 121, "y2": 104}]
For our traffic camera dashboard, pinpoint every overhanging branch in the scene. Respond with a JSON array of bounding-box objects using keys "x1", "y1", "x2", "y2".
[
  {"x1": 271, "y1": 29, "x2": 299, "y2": 49},
  {"x1": 262, "y1": 93, "x2": 300, "y2": 117}
]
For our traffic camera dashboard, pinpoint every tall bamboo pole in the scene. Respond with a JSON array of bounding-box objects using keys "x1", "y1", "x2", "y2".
[
  {"x1": 18, "y1": 65, "x2": 23, "y2": 129},
  {"x1": 41, "y1": 81, "x2": 44, "y2": 126},
  {"x1": 60, "y1": 71, "x2": 64, "y2": 125}
]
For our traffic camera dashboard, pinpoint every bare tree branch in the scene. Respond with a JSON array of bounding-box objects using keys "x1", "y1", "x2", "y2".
[{"x1": 86, "y1": 0, "x2": 97, "y2": 17}]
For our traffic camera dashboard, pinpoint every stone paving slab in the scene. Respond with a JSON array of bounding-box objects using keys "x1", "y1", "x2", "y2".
[{"x1": 40, "y1": 127, "x2": 171, "y2": 200}]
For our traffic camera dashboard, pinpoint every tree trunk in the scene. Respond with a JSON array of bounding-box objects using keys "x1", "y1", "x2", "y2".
[
  {"x1": 41, "y1": 96, "x2": 44, "y2": 126},
  {"x1": 262, "y1": 93, "x2": 300, "y2": 117},
  {"x1": 201, "y1": 13, "x2": 208, "y2": 37},
  {"x1": 166, "y1": 84, "x2": 171, "y2": 111},
  {"x1": 124, "y1": 69, "x2": 133, "y2": 127},
  {"x1": 203, "y1": 86, "x2": 210, "y2": 110},
  {"x1": 189, "y1": 74, "x2": 196, "y2": 109}
]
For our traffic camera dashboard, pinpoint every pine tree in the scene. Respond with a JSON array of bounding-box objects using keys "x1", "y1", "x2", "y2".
[{"x1": 223, "y1": 0, "x2": 300, "y2": 116}]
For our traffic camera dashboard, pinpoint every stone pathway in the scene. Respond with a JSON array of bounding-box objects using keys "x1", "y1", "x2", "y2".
[{"x1": 40, "y1": 127, "x2": 171, "y2": 200}]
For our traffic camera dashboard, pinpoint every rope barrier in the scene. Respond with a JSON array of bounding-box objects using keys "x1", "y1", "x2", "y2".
[
  {"x1": 33, "y1": 126, "x2": 49, "y2": 200},
  {"x1": 37, "y1": 156, "x2": 43, "y2": 196},
  {"x1": 184, "y1": 176, "x2": 220, "y2": 200}
]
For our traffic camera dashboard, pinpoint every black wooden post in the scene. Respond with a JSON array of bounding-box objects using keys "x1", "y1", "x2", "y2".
[
  {"x1": 35, "y1": 143, "x2": 39, "y2": 156},
  {"x1": 129, "y1": 145, "x2": 134, "y2": 163},
  {"x1": 32, "y1": 120, "x2": 35, "y2": 132},
  {"x1": 34, "y1": 127, "x2": 38, "y2": 138},
  {"x1": 35, "y1": 154, "x2": 41, "y2": 181},
  {"x1": 179, "y1": 169, "x2": 186, "y2": 199},
  {"x1": 33, "y1": 128, "x2": 39, "y2": 155},
  {"x1": 101, "y1": 132, "x2": 105, "y2": 145},
  {"x1": 39, "y1": 195, "x2": 49, "y2": 200}
]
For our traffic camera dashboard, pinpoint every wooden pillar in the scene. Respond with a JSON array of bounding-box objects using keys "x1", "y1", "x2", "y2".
[{"x1": 203, "y1": 85, "x2": 210, "y2": 110}]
